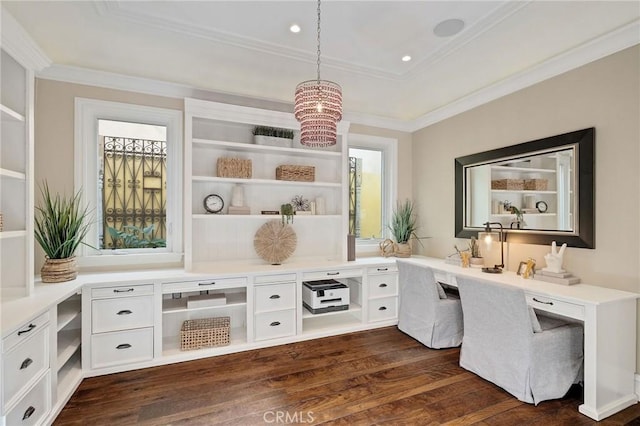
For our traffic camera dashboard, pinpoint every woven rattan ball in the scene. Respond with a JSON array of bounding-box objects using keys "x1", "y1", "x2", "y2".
[{"x1": 254, "y1": 220, "x2": 297, "y2": 265}]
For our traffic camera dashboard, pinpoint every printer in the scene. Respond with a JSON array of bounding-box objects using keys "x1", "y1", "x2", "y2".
[{"x1": 302, "y1": 279, "x2": 350, "y2": 314}]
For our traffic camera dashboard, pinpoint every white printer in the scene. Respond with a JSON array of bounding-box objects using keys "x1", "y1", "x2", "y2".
[{"x1": 302, "y1": 279, "x2": 350, "y2": 314}]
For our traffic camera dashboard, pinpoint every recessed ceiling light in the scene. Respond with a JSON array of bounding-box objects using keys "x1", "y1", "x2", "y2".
[
  {"x1": 290, "y1": 24, "x2": 301, "y2": 33},
  {"x1": 434, "y1": 18, "x2": 465, "y2": 37},
  {"x1": 402, "y1": 55, "x2": 412, "y2": 62}
]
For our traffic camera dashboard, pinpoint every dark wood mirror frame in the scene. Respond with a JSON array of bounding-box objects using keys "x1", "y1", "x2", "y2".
[{"x1": 455, "y1": 128, "x2": 595, "y2": 248}]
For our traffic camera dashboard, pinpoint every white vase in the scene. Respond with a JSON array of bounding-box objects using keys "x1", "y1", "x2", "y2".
[{"x1": 231, "y1": 185, "x2": 244, "y2": 207}]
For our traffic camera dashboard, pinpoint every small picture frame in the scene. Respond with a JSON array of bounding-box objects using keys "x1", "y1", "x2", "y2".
[
  {"x1": 517, "y1": 259, "x2": 536, "y2": 278},
  {"x1": 517, "y1": 261, "x2": 528, "y2": 276}
]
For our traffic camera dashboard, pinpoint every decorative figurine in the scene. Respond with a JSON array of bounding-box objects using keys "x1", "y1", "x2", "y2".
[{"x1": 543, "y1": 241, "x2": 567, "y2": 273}]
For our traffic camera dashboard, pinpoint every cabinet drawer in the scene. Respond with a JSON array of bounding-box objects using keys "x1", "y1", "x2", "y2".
[
  {"x1": 368, "y1": 296, "x2": 398, "y2": 322},
  {"x1": 5, "y1": 371, "x2": 51, "y2": 426},
  {"x1": 92, "y1": 284, "x2": 154, "y2": 299},
  {"x1": 255, "y1": 310, "x2": 296, "y2": 341},
  {"x1": 91, "y1": 328, "x2": 153, "y2": 369},
  {"x1": 3, "y1": 325, "x2": 49, "y2": 407},
  {"x1": 254, "y1": 273, "x2": 297, "y2": 285},
  {"x1": 255, "y1": 283, "x2": 296, "y2": 313},
  {"x1": 302, "y1": 268, "x2": 363, "y2": 281},
  {"x1": 526, "y1": 294, "x2": 584, "y2": 321},
  {"x1": 368, "y1": 274, "x2": 398, "y2": 298},
  {"x1": 3, "y1": 312, "x2": 49, "y2": 353},
  {"x1": 163, "y1": 276, "x2": 247, "y2": 293},
  {"x1": 367, "y1": 265, "x2": 398, "y2": 275},
  {"x1": 92, "y1": 296, "x2": 154, "y2": 333}
]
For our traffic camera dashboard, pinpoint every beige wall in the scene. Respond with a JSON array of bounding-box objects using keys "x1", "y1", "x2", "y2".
[{"x1": 411, "y1": 45, "x2": 640, "y2": 369}]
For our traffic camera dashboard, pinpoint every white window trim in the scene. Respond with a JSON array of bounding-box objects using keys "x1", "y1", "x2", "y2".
[
  {"x1": 348, "y1": 133, "x2": 397, "y2": 254},
  {"x1": 74, "y1": 98, "x2": 183, "y2": 268}
]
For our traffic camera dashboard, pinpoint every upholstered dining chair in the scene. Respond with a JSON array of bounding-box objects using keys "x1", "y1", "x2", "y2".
[
  {"x1": 457, "y1": 276, "x2": 583, "y2": 404},
  {"x1": 397, "y1": 260, "x2": 463, "y2": 349}
]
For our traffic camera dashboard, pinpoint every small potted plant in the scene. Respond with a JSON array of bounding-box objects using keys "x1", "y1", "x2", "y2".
[
  {"x1": 389, "y1": 199, "x2": 419, "y2": 258},
  {"x1": 469, "y1": 236, "x2": 484, "y2": 267},
  {"x1": 253, "y1": 126, "x2": 295, "y2": 148},
  {"x1": 34, "y1": 182, "x2": 92, "y2": 283}
]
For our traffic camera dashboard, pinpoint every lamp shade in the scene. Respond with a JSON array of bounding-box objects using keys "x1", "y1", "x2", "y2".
[{"x1": 294, "y1": 79, "x2": 342, "y2": 147}]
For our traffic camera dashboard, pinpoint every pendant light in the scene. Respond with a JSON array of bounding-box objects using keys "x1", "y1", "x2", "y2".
[{"x1": 294, "y1": 0, "x2": 342, "y2": 147}]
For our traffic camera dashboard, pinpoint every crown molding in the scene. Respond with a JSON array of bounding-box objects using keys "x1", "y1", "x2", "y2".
[
  {"x1": 1, "y1": 7, "x2": 51, "y2": 71},
  {"x1": 408, "y1": 19, "x2": 640, "y2": 132}
]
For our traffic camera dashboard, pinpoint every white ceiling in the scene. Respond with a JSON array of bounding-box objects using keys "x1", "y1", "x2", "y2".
[{"x1": 3, "y1": 1, "x2": 639, "y2": 127}]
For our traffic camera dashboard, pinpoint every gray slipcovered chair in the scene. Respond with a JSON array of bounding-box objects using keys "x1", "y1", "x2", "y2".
[
  {"x1": 457, "y1": 276, "x2": 583, "y2": 404},
  {"x1": 397, "y1": 260, "x2": 463, "y2": 348}
]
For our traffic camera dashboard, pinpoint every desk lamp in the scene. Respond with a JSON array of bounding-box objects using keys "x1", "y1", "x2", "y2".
[{"x1": 479, "y1": 222, "x2": 504, "y2": 273}]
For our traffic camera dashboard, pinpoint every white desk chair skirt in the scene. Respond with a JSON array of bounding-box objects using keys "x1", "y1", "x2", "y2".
[
  {"x1": 397, "y1": 261, "x2": 463, "y2": 349},
  {"x1": 457, "y1": 276, "x2": 583, "y2": 405}
]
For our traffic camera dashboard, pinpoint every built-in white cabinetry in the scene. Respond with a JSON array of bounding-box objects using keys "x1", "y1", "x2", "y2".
[
  {"x1": 253, "y1": 274, "x2": 297, "y2": 341},
  {"x1": 184, "y1": 99, "x2": 350, "y2": 269},
  {"x1": 366, "y1": 265, "x2": 399, "y2": 322},
  {"x1": 1, "y1": 312, "x2": 51, "y2": 426},
  {"x1": 53, "y1": 293, "x2": 82, "y2": 413}
]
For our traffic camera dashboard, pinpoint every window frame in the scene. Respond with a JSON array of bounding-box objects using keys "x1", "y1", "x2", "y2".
[
  {"x1": 74, "y1": 98, "x2": 183, "y2": 267},
  {"x1": 348, "y1": 133, "x2": 397, "y2": 253}
]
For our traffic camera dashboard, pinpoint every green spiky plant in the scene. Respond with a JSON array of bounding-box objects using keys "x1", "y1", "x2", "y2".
[
  {"x1": 253, "y1": 126, "x2": 294, "y2": 139},
  {"x1": 34, "y1": 182, "x2": 92, "y2": 259},
  {"x1": 389, "y1": 199, "x2": 418, "y2": 244}
]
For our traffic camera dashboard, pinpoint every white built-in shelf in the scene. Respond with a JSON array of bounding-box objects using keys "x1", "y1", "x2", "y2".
[
  {"x1": 192, "y1": 214, "x2": 341, "y2": 220},
  {"x1": 192, "y1": 138, "x2": 341, "y2": 159},
  {"x1": 491, "y1": 189, "x2": 556, "y2": 194},
  {"x1": 302, "y1": 303, "x2": 362, "y2": 319},
  {"x1": 57, "y1": 298, "x2": 81, "y2": 331},
  {"x1": 0, "y1": 230, "x2": 27, "y2": 240},
  {"x1": 57, "y1": 355, "x2": 82, "y2": 397},
  {"x1": 162, "y1": 292, "x2": 247, "y2": 314},
  {"x1": 492, "y1": 165, "x2": 556, "y2": 173},
  {"x1": 302, "y1": 312, "x2": 363, "y2": 334},
  {"x1": 57, "y1": 329, "x2": 81, "y2": 368},
  {"x1": 0, "y1": 103, "x2": 25, "y2": 122},
  {"x1": 192, "y1": 175, "x2": 341, "y2": 188},
  {"x1": 0, "y1": 167, "x2": 26, "y2": 180},
  {"x1": 162, "y1": 326, "x2": 247, "y2": 356}
]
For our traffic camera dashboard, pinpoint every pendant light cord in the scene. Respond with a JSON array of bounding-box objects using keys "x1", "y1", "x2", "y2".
[{"x1": 316, "y1": 0, "x2": 322, "y2": 84}]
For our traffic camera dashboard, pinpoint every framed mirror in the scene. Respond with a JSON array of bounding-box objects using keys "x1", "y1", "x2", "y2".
[{"x1": 455, "y1": 128, "x2": 594, "y2": 248}]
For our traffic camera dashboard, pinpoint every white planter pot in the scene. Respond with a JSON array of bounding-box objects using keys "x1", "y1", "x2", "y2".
[{"x1": 253, "y1": 135, "x2": 293, "y2": 148}]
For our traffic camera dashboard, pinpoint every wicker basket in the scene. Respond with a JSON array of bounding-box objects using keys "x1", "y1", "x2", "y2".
[
  {"x1": 180, "y1": 317, "x2": 230, "y2": 351},
  {"x1": 41, "y1": 257, "x2": 77, "y2": 283},
  {"x1": 217, "y1": 158, "x2": 252, "y2": 179},
  {"x1": 275, "y1": 165, "x2": 315, "y2": 182},
  {"x1": 491, "y1": 179, "x2": 524, "y2": 190},
  {"x1": 523, "y1": 179, "x2": 548, "y2": 191}
]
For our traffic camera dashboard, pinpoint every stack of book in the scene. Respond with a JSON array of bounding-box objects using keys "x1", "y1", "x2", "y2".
[{"x1": 535, "y1": 269, "x2": 581, "y2": 285}]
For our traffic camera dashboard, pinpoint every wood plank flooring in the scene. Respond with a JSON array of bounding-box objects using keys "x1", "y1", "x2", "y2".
[{"x1": 54, "y1": 327, "x2": 640, "y2": 425}]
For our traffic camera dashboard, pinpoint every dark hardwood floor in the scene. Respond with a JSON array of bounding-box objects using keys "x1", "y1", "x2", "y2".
[{"x1": 55, "y1": 327, "x2": 640, "y2": 425}]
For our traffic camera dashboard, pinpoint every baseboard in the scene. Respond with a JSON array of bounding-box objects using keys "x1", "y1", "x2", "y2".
[{"x1": 635, "y1": 373, "x2": 640, "y2": 399}]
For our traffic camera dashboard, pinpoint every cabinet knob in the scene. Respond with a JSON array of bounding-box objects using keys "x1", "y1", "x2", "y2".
[
  {"x1": 23, "y1": 406, "x2": 35, "y2": 420},
  {"x1": 117, "y1": 310, "x2": 133, "y2": 315},
  {"x1": 378, "y1": 306, "x2": 387, "y2": 311},
  {"x1": 116, "y1": 343, "x2": 132, "y2": 350},
  {"x1": 269, "y1": 294, "x2": 281, "y2": 299},
  {"x1": 270, "y1": 321, "x2": 281, "y2": 327},
  {"x1": 20, "y1": 358, "x2": 33, "y2": 370},
  {"x1": 379, "y1": 283, "x2": 388, "y2": 288},
  {"x1": 17, "y1": 323, "x2": 36, "y2": 336},
  {"x1": 114, "y1": 288, "x2": 134, "y2": 293}
]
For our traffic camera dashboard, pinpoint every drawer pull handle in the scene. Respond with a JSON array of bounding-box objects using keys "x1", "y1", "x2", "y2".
[
  {"x1": 532, "y1": 297, "x2": 554, "y2": 306},
  {"x1": 270, "y1": 321, "x2": 281, "y2": 327},
  {"x1": 114, "y1": 288, "x2": 134, "y2": 293},
  {"x1": 326, "y1": 272, "x2": 340, "y2": 276},
  {"x1": 378, "y1": 306, "x2": 387, "y2": 311},
  {"x1": 20, "y1": 358, "x2": 33, "y2": 370},
  {"x1": 22, "y1": 406, "x2": 35, "y2": 421},
  {"x1": 377, "y1": 267, "x2": 389, "y2": 272},
  {"x1": 17, "y1": 324, "x2": 36, "y2": 336},
  {"x1": 269, "y1": 295, "x2": 281, "y2": 299},
  {"x1": 117, "y1": 310, "x2": 133, "y2": 315},
  {"x1": 199, "y1": 282, "x2": 216, "y2": 286},
  {"x1": 379, "y1": 283, "x2": 388, "y2": 288},
  {"x1": 116, "y1": 343, "x2": 132, "y2": 350}
]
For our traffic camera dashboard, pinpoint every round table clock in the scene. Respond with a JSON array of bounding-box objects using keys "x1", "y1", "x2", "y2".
[
  {"x1": 536, "y1": 200, "x2": 548, "y2": 213},
  {"x1": 204, "y1": 194, "x2": 224, "y2": 214}
]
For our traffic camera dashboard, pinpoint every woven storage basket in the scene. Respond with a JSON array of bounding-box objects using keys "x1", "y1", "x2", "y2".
[
  {"x1": 180, "y1": 317, "x2": 230, "y2": 351},
  {"x1": 217, "y1": 158, "x2": 252, "y2": 179},
  {"x1": 491, "y1": 179, "x2": 524, "y2": 190},
  {"x1": 523, "y1": 179, "x2": 548, "y2": 190},
  {"x1": 275, "y1": 165, "x2": 315, "y2": 182}
]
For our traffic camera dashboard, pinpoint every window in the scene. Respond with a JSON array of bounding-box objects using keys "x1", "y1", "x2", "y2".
[
  {"x1": 75, "y1": 99, "x2": 183, "y2": 267},
  {"x1": 348, "y1": 134, "x2": 397, "y2": 248}
]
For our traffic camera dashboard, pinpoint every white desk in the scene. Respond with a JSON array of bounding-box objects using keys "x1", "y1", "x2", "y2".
[{"x1": 400, "y1": 257, "x2": 639, "y2": 421}]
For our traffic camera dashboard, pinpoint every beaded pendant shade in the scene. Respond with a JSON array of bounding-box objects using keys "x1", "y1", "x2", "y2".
[{"x1": 294, "y1": 0, "x2": 342, "y2": 147}]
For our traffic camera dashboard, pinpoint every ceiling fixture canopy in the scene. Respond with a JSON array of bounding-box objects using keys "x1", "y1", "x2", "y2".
[{"x1": 294, "y1": 0, "x2": 342, "y2": 147}]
